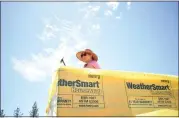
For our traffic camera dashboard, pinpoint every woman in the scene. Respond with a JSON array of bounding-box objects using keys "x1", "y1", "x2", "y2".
[{"x1": 76, "y1": 49, "x2": 100, "y2": 69}]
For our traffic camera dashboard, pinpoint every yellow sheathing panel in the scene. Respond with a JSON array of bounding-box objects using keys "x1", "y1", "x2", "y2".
[{"x1": 47, "y1": 66, "x2": 178, "y2": 116}]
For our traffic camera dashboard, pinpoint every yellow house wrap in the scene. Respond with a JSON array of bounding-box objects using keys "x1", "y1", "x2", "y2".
[{"x1": 46, "y1": 66, "x2": 178, "y2": 116}]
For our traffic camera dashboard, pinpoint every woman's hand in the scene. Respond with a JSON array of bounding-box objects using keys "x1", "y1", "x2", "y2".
[{"x1": 46, "y1": 104, "x2": 50, "y2": 114}]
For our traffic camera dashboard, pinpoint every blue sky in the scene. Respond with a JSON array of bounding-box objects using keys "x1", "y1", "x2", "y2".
[{"x1": 2, "y1": 2, "x2": 178, "y2": 116}]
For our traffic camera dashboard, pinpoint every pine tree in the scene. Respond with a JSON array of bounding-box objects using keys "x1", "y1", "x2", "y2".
[
  {"x1": 29, "y1": 102, "x2": 39, "y2": 117},
  {"x1": 0, "y1": 109, "x2": 5, "y2": 117},
  {"x1": 13, "y1": 107, "x2": 23, "y2": 117}
]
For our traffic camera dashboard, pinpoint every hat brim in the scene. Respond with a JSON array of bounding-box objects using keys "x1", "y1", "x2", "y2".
[{"x1": 76, "y1": 51, "x2": 98, "y2": 62}]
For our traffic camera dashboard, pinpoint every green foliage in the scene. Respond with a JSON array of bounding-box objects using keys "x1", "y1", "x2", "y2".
[
  {"x1": 29, "y1": 101, "x2": 39, "y2": 117},
  {"x1": 13, "y1": 107, "x2": 23, "y2": 117},
  {"x1": 0, "y1": 109, "x2": 5, "y2": 117}
]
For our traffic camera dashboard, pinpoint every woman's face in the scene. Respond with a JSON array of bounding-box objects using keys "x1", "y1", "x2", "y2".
[{"x1": 81, "y1": 52, "x2": 92, "y2": 63}]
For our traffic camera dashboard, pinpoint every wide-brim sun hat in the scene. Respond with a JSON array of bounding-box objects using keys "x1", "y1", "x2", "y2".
[{"x1": 76, "y1": 49, "x2": 98, "y2": 62}]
